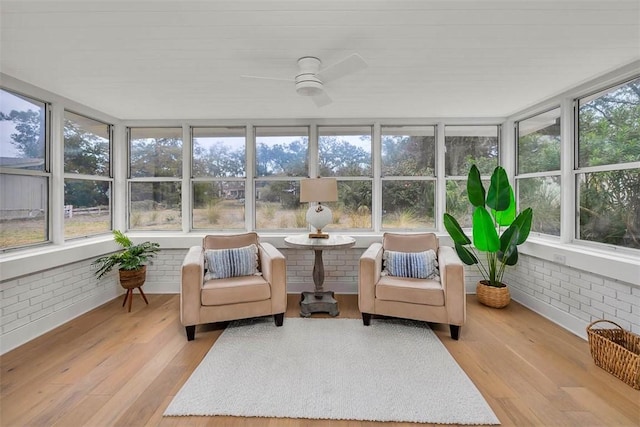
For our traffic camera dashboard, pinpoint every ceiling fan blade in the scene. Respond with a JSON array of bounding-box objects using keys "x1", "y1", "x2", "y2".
[
  {"x1": 312, "y1": 91, "x2": 332, "y2": 107},
  {"x1": 316, "y1": 53, "x2": 367, "y2": 83},
  {"x1": 241, "y1": 75, "x2": 294, "y2": 82}
]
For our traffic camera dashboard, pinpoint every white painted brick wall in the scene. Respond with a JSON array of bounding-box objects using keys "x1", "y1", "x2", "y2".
[
  {"x1": 282, "y1": 248, "x2": 364, "y2": 293},
  {"x1": 504, "y1": 254, "x2": 639, "y2": 335},
  {"x1": 1, "y1": 257, "x2": 119, "y2": 336},
  {"x1": 3, "y1": 246, "x2": 636, "y2": 352},
  {"x1": 144, "y1": 249, "x2": 187, "y2": 293}
]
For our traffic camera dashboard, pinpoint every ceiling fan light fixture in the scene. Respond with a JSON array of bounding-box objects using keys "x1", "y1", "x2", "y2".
[{"x1": 296, "y1": 80, "x2": 323, "y2": 96}]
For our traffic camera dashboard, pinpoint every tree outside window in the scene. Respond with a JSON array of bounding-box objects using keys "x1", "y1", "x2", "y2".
[
  {"x1": 444, "y1": 125, "x2": 499, "y2": 228},
  {"x1": 319, "y1": 126, "x2": 372, "y2": 230},
  {"x1": 192, "y1": 127, "x2": 246, "y2": 230},
  {"x1": 255, "y1": 127, "x2": 308, "y2": 230},
  {"x1": 64, "y1": 111, "x2": 112, "y2": 239},
  {"x1": 577, "y1": 77, "x2": 640, "y2": 249},
  {"x1": 516, "y1": 108, "x2": 561, "y2": 236},
  {"x1": 381, "y1": 126, "x2": 436, "y2": 229},
  {"x1": 129, "y1": 127, "x2": 182, "y2": 230},
  {"x1": 0, "y1": 89, "x2": 49, "y2": 249}
]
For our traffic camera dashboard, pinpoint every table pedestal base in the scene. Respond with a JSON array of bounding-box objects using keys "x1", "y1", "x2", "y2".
[{"x1": 300, "y1": 291, "x2": 339, "y2": 317}]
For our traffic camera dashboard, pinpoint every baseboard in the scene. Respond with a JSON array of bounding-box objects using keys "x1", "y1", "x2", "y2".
[
  {"x1": 0, "y1": 287, "x2": 121, "y2": 355},
  {"x1": 509, "y1": 287, "x2": 588, "y2": 340}
]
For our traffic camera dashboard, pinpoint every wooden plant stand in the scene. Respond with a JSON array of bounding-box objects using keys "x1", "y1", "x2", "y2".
[
  {"x1": 122, "y1": 285, "x2": 149, "y2": 312},
  {"x1": 119, "y1": 266, "x2": 149, "y2": 312}
]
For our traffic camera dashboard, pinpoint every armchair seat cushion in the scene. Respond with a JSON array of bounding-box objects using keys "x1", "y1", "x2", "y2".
[
  {"x1": 375, "y1": 276, "x2": 445, "y2": 306},
  {"x1": 201, "y1": 275, "x2": 271, "y2": 306}
]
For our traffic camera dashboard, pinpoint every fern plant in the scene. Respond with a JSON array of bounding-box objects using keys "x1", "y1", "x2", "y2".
[{"x1": 93, "y1": 230, "x2": 160, "y2": 279}]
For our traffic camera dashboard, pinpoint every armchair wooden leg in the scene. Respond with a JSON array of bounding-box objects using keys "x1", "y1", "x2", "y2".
[
  {"x1": 274, "y1": 313, "x2": 284, "y2": 326},
  {"x1": 362, "y1": 313, "x2": 372, "y2": 326},
  {"x1": 185, "y1": 325, "x2": 196, "y2": 341},
  {"x1": 450, "y1": 325, "x2": 460, "y2": 340}
]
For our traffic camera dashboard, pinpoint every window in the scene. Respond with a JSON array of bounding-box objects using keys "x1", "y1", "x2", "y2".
[
  {"x1": 577, "y1": 77, "x2": 640, "y2": 249},
  {"x1": 192, "y1": 127, "x2": 246, "y2": 229},
  {"x1": 128, "y1": 127, "x2": 182, "y2": 230},
  {"x1": 0, "y1": 89, "x2": 49, "y2": 249},
  {"x1": 64, "y1": 111, "x2": 112, "y2": 239},
  {"x1": 516, "y1": 108, "x2": 561, "y2": 236},
  {"x1": 255, "y1": 126, "x2": 308, "y2": 230},
  {"x1": 319, "y1": 126, "x2": 372, "y2": 230},
  {"x1": 381, "y1": 126, "x2": 436, "y2": 229},
  {"x1": 444, "y1": 125, "x2": 499, "y2": 227}
]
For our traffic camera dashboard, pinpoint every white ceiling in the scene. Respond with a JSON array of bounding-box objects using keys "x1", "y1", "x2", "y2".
[{"x1": 1, "y1": 0, "x2": 639, "y2": 120}]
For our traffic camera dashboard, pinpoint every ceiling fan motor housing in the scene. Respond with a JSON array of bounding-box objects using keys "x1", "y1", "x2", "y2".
[{"x1": 295, "y1": 56, "x2": 323, "y2": 96}]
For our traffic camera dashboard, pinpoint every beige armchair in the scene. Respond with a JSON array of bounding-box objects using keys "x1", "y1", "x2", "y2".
[
  {"x1": 180, "y1": 232, "x2": 287, "y2": 341},
  {"x1": 359, "y1": 232, "x2": 466, "y2": 340}
]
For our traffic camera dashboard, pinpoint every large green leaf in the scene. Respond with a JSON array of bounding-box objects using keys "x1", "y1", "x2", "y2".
[
  {"x1": 443, "y1": 213, "x2": 471, "y2": 245},
  {"x1": 472, "y1": 207, "x2": 500, "y2": 252},
  {"x1": 498, "y1": 246, "x2": 519, "y2": 266},
  {"x1": 511, "y1": 208, "x2": 533, "y2": 244},
  {"x1": 466, "y1": 164, "x2": 485, "y2": 207},
  {"x1": 493, "y1": 187, "x2": 516, "y2": 226},
  {"x1": 454, "y1": 242, "x2": 478, "y2": 265},
  {"x1": 499, "y1": 224, "x2": 520, "y2": 261},
  {"x1": 486, "y1": 166, "x2": 511, "y2": 212}
]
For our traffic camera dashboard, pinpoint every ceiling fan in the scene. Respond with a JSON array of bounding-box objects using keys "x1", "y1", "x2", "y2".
[{"x1": 241, "y1": 53, "x2": 368, "y2": 107}]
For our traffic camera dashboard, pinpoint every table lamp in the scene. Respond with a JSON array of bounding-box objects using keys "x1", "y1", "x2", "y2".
[{"x1": 299, "y1": 177, "x2": 338, "y2": 238}]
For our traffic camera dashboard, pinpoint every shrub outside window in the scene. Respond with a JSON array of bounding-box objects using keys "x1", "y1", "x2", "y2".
[
  {"x1": 381, "y1": 126, "x2": 436, "y2": 229},
  {"x1": 128, "y1": 127, "x2": 182, "y2": 230},
  {"x1": 255, "y1": 126, "x2": 308, "y2": 230},
  {"x1": 516, "y1": 108, "x2": 561, "y2": 236},
  {"x1": 0, "y1": 89, "x2": 49, "y2": 249},
  {"x1": 63, "y1": 111, "x2": 112, "y2": 239},
  {"x1": 192, "y1": 127, "x2": 246, "y2": 230},
  {"x1": 444, "y1": 125, "x2": 499, "y2": 228},
  {"x1": 577, "y1": 77, "x2": 640, "y2": 249},
  {"x1": 319, "y1": 126, "x2": 372, "y2": 230}
]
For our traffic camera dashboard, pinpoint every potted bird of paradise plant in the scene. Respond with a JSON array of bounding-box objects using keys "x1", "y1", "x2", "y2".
[{"x1": 444, "y1": 165, "x2": 533, "y2": 308}]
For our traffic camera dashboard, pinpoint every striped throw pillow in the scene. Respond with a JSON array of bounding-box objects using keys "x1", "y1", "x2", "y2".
[
  {"x1": 204, "y1": 244, "x2": 259, "y2": 280},
  {"x1": 383, "y1": 249, "x2": 438, "y2": 279}
]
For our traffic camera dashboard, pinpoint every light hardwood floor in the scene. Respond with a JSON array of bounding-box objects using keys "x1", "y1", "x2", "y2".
[{"x1": 1, "y1": 294, "x2": 638, "y2": 426}]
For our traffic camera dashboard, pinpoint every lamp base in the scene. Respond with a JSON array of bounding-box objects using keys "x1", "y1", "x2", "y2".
[
  {"x1": 308, "y1": 232, "x2": 329, "y2": 239},
  {"x1": 306, "y1": 204, "x2": 333, "y2": 239}
]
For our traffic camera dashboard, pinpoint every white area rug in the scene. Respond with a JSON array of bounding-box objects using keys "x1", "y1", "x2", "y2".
[{"x1": 164, "y1": 318, "x2": 500, "y2": 425}]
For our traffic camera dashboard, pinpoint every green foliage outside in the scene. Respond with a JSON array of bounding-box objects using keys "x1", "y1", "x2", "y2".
[
  {"x1": 578, "y1": 78, "x2": 640, "y2": 248},
  {"x1": 2, "y1": 79, "x2": 638, "y2": 246}
]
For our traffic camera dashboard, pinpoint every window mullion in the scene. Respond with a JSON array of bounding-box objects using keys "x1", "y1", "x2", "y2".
[{"x1": 50, "y1": 102, "x2": 64, "y2": 245}]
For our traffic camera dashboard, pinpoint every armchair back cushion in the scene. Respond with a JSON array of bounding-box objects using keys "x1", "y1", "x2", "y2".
[
  {"x1": 382, "y1": 232, "x2": 438, "y2": 252},
  {"x1": 203, "y1": 232, "x2": 259, "y2": 250}
]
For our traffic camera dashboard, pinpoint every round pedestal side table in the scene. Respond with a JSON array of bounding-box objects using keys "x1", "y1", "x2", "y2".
[{"x1": 284, "y1": 234, "x2": 356, "y2": 317}]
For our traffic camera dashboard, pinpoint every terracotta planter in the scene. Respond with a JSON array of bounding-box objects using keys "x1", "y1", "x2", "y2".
[
  {"x1": 118, "y1": 265, "x2": 147, "y2": 289},
  {"x1": 476, "y1": 280, "x2": 510, "y2": 308}
]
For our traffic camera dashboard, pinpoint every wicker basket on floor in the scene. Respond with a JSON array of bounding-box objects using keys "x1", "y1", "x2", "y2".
[{"x1": 586, "y1": 319, "x2": 640, "y2": 389}]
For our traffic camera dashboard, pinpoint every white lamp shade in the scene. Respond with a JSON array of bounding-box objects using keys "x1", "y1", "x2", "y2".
[{"x1": 300, "y1": 178, "x2": 338, "y2": 203}]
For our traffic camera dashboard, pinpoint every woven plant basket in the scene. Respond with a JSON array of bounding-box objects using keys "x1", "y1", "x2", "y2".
[
  {"x1": 118, "y1": 265, "x2": 147, "y2": 289},
  {"x1": 476, "y1": 280, "x2": 510, "y2": 308},
  {"x1": 587, "y1": 319, "x2": 640, "y2": 389}
]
